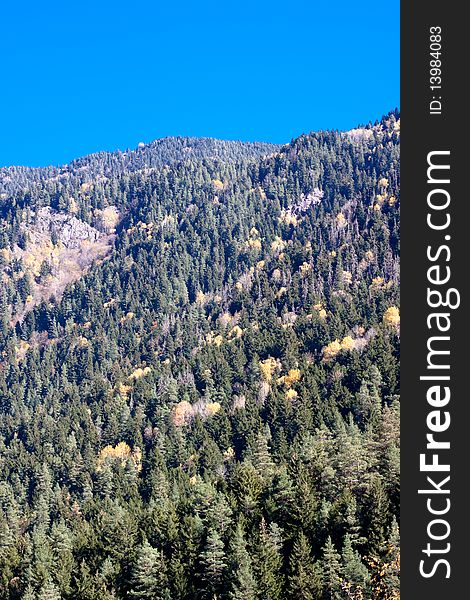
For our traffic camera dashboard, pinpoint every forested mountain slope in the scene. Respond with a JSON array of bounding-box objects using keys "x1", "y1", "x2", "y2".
[
  {"x1": 0, "y1": 111, "x2": 400, "y2": 600},
  {"x1": 0, "y1": 138, "x2": 277, "y2": 325}
]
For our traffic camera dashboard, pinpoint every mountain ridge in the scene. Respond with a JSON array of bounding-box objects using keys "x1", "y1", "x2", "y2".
[{"x1": 0, "y1": 137, "x2": 279, "y2": 198}]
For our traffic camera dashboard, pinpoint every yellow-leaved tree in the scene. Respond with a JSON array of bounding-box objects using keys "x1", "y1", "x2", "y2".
[{"x1": 383, "y1": 306, "x2": 400, "y2": 327}]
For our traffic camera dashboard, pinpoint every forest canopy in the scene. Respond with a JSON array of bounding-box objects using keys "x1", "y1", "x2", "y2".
[{"x1": 0, "y1": 111, "x2": 400, "y2": 600}]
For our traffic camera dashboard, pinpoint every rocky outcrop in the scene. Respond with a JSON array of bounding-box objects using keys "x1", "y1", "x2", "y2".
[
  {"x1": 34, "y1": 206, "x2": 101, "y2": 249},
  {"x1": 2, "y1": 206, "x2": 117, "y2": 324}
]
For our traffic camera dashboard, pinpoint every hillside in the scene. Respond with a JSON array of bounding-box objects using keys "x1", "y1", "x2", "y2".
[
  {"x1": 0, "y1": 138, "x2": 278, "y2": 325},
  {"x1": 0, "y1": 112, "x2": 400, "y2": 600}
]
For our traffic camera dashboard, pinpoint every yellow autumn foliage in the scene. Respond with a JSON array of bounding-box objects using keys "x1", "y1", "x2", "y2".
[
  {"x1": 323, "y1": 339, "x2": 342, "y2": 361},
  {"x1": 246, "y1": 238, "x2": 262, "y2": 250},
  {"x1": 271, "y1": 236, "x2": 286, "y2": 252},
  {"x1": 285, "y1": 389, "x2": 298, "y2": 400},
  {"x1": 277, "y1": 368, "x2": 301, "y2": 388},
  {"x1": 15, "y1": 341, "x2": 30, "y2": 361},
  {"x1": 172, "y1": 399, "x2": 221, "y2": 425},
  {"x1": 172, "y1": 401, "x2": 193, "y2": 427},
  {"x1": 313, "y1": 303, "x2": 327, "y2": 319},
  {"x1": 118, "y1": 383, "x2": 132, "y2": 396},
  {"x1": 206, "y1": 332, "x2": 224, "y2": 347},
  {"x1": 223, "y1": 447, "x2": 235, "y2": 460},
  {"x1": 213, "y1": 334, "x2": 223, "y2": 347},
  {"x1": 196, "y1": 290, "x2": 207, "y2": 304},
  {"x1": 383, "y1": 306, "x2": 400, "y2": 326},
  {"x1": 205, "y1": 402, "x2": 221, "y2": 416},
  {"x1": 76, "y1": 336, "x2": 90, "y2": 348},
  {"x1": 99, "y1": 206, "x2": 120, "y2": 231},
  {"x1": 340, "y1": 336, "x2": 355, "y2": 351},
  {"x1": 0, "y1": 248, "x2": 10, "y2": 261},
  {"x1": 228, "y1": 325, "x2": 243, "y2": 339},
  {"x1": 97, "y1": 442, "x2": 142, "y2": 471},
  {"x1": 128, "y1": 366, "x2": 152, "y2": 381},
  {"x1": 259, "y1": 357, "x2": 279, "y2": 382},
  {"x1": 279, "y1": 211, "x2": 298, "y2": 226},
  {"x1": 69, "y1": 198, "x2": 78, "y2": 214},
  {"x1": 212, "y1": 179, "x2": 224, "y2": 190}
]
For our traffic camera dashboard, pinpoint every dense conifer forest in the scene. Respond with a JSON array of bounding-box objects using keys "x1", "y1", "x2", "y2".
[{"x1": 0, "y1": 111, "x2": 400, "y2": 599}]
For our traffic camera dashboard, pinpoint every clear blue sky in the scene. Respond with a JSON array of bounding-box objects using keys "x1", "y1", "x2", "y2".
[{"x1": 1, "y1": 0, "x2": 399, "y2": 167}]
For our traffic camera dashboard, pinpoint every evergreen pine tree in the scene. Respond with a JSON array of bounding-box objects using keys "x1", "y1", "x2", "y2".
[
  {"x1": 363, "y1": 475, "x2": 391, "y2": 554},
  {"x1": 255, "y1": 519, "x2": 284, "y2": 600},
  {"x1": 288, "y1": 531, "x2": 323, "y2": 600},
  {"x1": 199, "y1": 528, "x2": 227, "y2": 599},
  {"x1": 251, "y1": 429, "x2": 276, "y2": 479},
  {"x1": 321, "y1": 536, "x2": 343, "y2": 600},
  {"x1": 341, "y1": 534, "x2": 369, "y2": 592},
  {"x1": 37, "y1": 579, "x2": 62, "y2": 600},
  {"x1": 228, "y1": 521, "x2": 257, "y2": 600},
  {"x1": 129, "y1": 540, "x2": 171, "y2": 600},
  {"x1": 21, "y1": 584, "x2": 37, "y2": 600}
]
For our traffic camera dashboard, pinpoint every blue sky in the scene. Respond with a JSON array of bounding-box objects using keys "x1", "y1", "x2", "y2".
[{"x1": 1, "y1": 0, "x2": 399, "y2": 167}]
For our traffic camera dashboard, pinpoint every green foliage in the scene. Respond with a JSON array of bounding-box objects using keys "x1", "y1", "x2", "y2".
[
  {"x1": 199, "y1": 528, "x2": 227, "y2": 599},
  {"x1": 322, "y1": 537, "x2": 343, "y2": 599},
  {"x1": 255, "y1": 519, "x2": 284, "y2": 600},
  {"x1": 129, "y1": 540, "x2": 171, "y2": 600},
  {"x1": 228, "y1": 521, "x2": 257, "y2": 600},
  {"x1": 0, "y1": 112, "x2": 400, "y2": 599},
  {"x1": 288, "y1": 532, "x2": 323, "y2": 600}
]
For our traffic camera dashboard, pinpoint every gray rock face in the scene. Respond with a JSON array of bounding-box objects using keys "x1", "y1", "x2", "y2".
[{"x1": 34, "y1": 207, "x2": 101, "y2": 249}]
